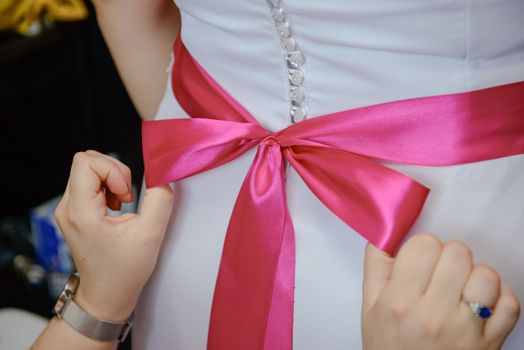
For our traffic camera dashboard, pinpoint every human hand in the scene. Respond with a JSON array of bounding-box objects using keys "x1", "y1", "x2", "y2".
[
  {"x1": 54, "y1": 150, "x2": 174, "y2": 321},
  {"x1": 361, "y1": 233, "x2": 520, "y2": 350}
]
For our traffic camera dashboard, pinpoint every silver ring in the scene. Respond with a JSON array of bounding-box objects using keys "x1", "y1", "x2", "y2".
[{"x1": 466, "y1": 301, "x2": 493, "y2": 319}]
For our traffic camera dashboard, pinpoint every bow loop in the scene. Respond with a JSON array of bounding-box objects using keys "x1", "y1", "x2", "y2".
[
  {"x1": 142, "y1": 118, "x2": 268, "y2": 187},
  {"x1": 283, "y1": 145, "x2": 429, "y2": 254}
]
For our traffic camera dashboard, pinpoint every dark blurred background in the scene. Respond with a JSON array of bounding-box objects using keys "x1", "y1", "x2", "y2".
[{"x1": 0, "y1": 2, "x2": 142, "y2": 348}]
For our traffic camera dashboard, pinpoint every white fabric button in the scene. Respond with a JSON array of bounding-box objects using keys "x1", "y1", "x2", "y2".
[
  {"x1": 290, "y1": 86, "x2": 305, "y2": 103},
  {"x1": 271, "y1": 8, "x2": 286, "y2": 22},
  {"x1": 282, "y1": 37, "x2": 296, "y2": 52},
  {"x1": 276, "y1": 22, "x2": 290, "y2": 38},
  {"x1": 289, "y1": 69, "x2": 304, "y2": 86},
  {"x1": 287, "y1": 51, "x2": 305, "y2": 68},
  {"x1": 291, "y1": 106, "x2": 307, "y2": 122}
]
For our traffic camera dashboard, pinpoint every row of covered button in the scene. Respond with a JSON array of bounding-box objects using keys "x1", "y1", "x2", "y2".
[{"x1": 266, "y1": 0, "x2": 307, "y2": 123}]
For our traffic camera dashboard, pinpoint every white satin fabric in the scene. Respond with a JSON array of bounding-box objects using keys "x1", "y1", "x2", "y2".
[{"x1": 133, "y1": 1, "x2": 524, "y2": 349}]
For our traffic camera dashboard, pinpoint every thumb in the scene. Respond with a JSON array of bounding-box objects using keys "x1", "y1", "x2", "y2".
[
  {"x1": 362, "y1": 243, "x2": 395, "y2": 312},
  {"x1": 138, "y1": 185, "x2": 175, "y2": 236}
]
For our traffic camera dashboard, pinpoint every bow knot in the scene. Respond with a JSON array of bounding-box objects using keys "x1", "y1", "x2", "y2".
[{"x1": 260, "y1": 134, "x2": 282, "y2": 148}]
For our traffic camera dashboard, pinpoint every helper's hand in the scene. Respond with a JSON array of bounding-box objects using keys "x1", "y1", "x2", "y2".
[
  {"x1": 54, "y1": 150, "x2": 174, "y2": 321},
  {"x1": 362, "y1": 234, "x2": 520, "y2": 350}
]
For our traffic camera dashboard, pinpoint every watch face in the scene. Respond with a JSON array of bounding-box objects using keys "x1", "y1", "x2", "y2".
[
  {"x1": 53, "y1": 289, "x2": 69, "y2": 318},
  {"x1": 53, "y1": 273, "x2": 79, "y2": 318}
]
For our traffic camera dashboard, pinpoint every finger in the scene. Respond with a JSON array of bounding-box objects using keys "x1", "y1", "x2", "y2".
[
  {"x1": 86, "y1": 150, "x2": 133, "y2": 203},
  {"x1": 69, "y1": 152, "x2": 131, "y2": 216},
  {"x1": 484, "y1": 283, "x2": 520, "y2": 342},
  {"x1": 424, "y1": 241, "x2": 473, "y2": 306},
  {"x1": 106, "y1": 190, "x2": 122, "y2": 211},
  {"x1": 461, "y1": 264, "x2": 501, "y2": 332},
  {"x1": 61, "y1": 177, "x2": 72, "y2": 205},
  {"x1": 138, "y1": 185, "x2": 175, "y2": 238},
  {"x1": 362, "y1": 243, "x2": 395, "y2": 312},
  {"x1": 387, "y1": 233, "x2": 442, "y2": 299},
  {"x1": 462, "y1": 264, "x2": 501, "y2": 309}
]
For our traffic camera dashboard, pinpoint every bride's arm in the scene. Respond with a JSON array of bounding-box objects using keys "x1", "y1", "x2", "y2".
[{"x1": 92, "y1": 0, "x2": 180, "y2": 120}]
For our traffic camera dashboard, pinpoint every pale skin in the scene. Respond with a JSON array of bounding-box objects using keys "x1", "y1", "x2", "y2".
[
  {"x1": 31, "y1": 1, "x2": 520, "y2": 349},
  {"x1": 90, "y1": 0, "x2": 180, "y2": 120}
]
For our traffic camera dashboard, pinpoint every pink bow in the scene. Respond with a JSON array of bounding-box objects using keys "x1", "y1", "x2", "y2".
[{"x1": 142, "y1": 35, "x2": 524, "y2": 350}]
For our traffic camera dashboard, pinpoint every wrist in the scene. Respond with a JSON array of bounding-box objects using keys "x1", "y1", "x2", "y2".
[{"x1": 74, "y1": 285, "x2": 136, "y2": 322}]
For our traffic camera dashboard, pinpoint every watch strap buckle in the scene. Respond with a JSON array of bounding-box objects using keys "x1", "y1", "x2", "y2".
[{"x1": 118, "y1": 316, "x2": 134, "y2": 342}]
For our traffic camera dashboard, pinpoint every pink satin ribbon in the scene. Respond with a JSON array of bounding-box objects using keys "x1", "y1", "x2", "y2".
[{"x1": 142, "y1": 35, "x2": 524, "y2": 350}]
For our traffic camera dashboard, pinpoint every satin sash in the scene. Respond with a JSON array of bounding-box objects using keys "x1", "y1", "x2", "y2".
[{"x1": 142, "y1": 35, "x2": 524, "y2": 350}]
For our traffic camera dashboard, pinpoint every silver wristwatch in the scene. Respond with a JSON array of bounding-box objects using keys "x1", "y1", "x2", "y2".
[{"x1": 53, "y1": 272, "x2": 133, "y2": 342}]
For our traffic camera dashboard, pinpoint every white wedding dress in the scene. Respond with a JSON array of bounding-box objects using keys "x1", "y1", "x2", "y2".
[{"x1": 133, "y1": 1, "x2": 524, "y2": 349}]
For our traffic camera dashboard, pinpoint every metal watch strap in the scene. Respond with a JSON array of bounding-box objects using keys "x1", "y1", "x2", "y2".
[{"x1": 60, "y1": 298, "x2": 133, "y2": 342}]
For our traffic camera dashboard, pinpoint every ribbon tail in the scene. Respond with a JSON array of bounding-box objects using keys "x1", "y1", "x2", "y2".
[
  {"x1": 264, "y1": 202, "x2": 295, "y2": 350},
  {"x1": 284, "y1": 145, "x2": 429, "y2": 255},
  {"x1": 208, "y1": 141, "x2": 294, "y2": 350}
]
